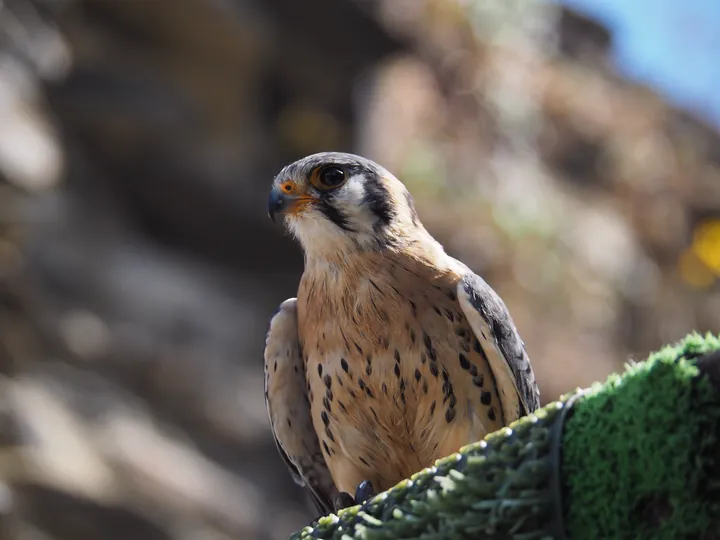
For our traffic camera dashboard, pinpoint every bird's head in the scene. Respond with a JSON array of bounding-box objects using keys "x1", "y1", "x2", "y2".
[{"x1": 268, "y1": 152, "x2": 428, "y2": 258}]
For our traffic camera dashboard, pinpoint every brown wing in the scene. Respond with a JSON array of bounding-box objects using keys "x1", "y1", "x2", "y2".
[
  {"x1": 456, "y1": 273, "x2": 540, "y2": 421},
  {"x1": 263, "y1": 298, "x2": 338, "y2": 515}
]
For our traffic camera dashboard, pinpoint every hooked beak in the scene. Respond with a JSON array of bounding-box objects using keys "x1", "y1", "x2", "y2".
[{"x1": 268, "y1": 186, "x2": 305, "y2": 223}]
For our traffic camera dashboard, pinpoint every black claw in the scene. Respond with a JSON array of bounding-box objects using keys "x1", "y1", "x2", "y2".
[
  {"x1": 333, "y1": 492, "x2": 357, "y2": 512},
  {"x1": 355, "y1": 480, "x2": 375, "y2": 504}
]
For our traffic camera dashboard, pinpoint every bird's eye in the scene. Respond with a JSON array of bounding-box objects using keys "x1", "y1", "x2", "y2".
[{"x1": 311, "y1": 166, "x2": 347, "y2": 191}]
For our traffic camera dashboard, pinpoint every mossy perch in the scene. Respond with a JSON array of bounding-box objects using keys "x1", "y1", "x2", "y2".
[{"x1": 290, "y1": 333, "x2": 720, "y2": 539}]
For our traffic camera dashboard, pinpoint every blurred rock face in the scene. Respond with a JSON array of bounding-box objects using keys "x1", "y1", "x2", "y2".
[
  {"x1": 0, "y1": 0, "x2": 718, "y2": 539},
  {"x1": 0, "y1": 0, "x2": 401, "y2": 538}
]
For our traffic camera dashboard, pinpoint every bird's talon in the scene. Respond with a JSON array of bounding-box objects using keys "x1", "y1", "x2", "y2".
[{"x1": 355, "y1": 480, "x2": 375, "y2": 504}]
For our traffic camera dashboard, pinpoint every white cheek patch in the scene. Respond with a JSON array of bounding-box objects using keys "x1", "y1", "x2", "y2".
[
  {"x1": 339, "y1": 179, "x2": 366, "y2": 206},
  {"x1": 336, "y1": 180, "x2": 369, "y2": 223},
  {"x1": 333, "y1": 179, "x2": 380, "y2": 248},
  {"x1": 286, "y1": 211, "x2": 355, "y2": 256}
]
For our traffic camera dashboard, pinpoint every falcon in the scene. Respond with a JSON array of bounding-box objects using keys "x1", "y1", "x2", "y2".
[{"x1": 263, "y1": 152, "x2": 540, "y2": 514}]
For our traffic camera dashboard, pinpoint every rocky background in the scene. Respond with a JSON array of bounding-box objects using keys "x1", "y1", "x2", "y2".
[{"x1": 0, "y1": 0, "x2": 718, "y2": 539}]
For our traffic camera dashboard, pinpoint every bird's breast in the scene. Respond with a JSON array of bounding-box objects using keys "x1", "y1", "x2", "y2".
[{"x1": 297, "y1": 267, "x2": 504, "y2": 489}]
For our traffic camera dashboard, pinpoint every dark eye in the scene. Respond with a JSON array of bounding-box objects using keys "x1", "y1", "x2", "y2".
[{"x1": 315, "y1": 166, "x2": 346, "y2": 190}]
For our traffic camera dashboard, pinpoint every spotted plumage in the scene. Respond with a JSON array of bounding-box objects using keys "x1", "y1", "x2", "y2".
[
  {"x1": 263, "y1": 299, "x2": 338, "y2": 514},
  {"x1": 264, "y1": 152, "x2": 540, "y2": 512}
]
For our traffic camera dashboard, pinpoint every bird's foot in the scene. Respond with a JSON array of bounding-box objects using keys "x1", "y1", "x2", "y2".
[
  {"x1": 331, "y1": 480, "x2": 375, "y2": 513},
  {"x1": 355, "y1": 480, "x2": 375, "y2": 504}
]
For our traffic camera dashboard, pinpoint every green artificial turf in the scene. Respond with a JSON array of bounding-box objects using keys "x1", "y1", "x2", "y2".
[
  {"x1": 289, "y1": 333, "x2": 720, "y2": 540},
  {"x1": 563, "y1": 332, "x2": 720, "y2": 539}
]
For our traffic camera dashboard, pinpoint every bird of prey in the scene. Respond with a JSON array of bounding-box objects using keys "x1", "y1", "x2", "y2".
[{"x1": 263, "y1": 152, "x2": 540, "y2": 514}]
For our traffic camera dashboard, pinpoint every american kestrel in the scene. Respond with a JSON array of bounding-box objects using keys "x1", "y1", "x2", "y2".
[{"x1": 263, "y1": 152, "x2": 540, "y2": 514}]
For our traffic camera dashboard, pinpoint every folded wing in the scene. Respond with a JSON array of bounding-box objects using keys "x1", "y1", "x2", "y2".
[
  {"x1": 457, "y1": 273, "x2": 540, "y2": 421},
  {"x1": 263, "y1": 298, "x2": 338, "y2": 515}
]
